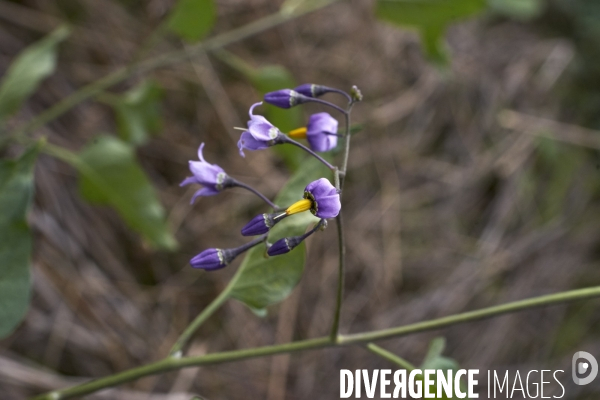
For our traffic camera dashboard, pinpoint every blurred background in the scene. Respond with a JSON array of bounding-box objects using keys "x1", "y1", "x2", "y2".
[{"x1": 1, "y1": 0, "x2": 600, "y2": 398}]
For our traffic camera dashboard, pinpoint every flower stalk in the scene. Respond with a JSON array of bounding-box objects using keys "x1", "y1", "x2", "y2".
[
  {"x1": 280, "y1": 135, "x2": 336, "y2": 170},
  {"x1": 230, "y1": 179, "x2": 279, "y2": 210},
  {"x1": 33, "y1": 285, "x2": 600, "y2": 400}
]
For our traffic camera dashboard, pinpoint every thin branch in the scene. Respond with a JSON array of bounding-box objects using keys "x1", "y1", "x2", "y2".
[
  {"x1": 340, "y1": 105, "x2": 353, "y2": 177},
  {"x1": 169, "y1": 288, "x2": 231, "y2": 358},
  {"x1": 32, "y1": 284, "x2": 600, "y2": 399},
  {"x1": 281, "y1": 136, "x2": 336, "y2": 170},
  {"x1": 323, "y1": 87, "x2": 352, "y2": 103},
  {"x1": 329, "y1": 212, "x2": 345, "y2": 342},
  {"x1": 329, "y1": 100, "x2": 353, "y2": 340},
  {"x1": 231, "y1": 179, "x2": 280, "y2": 210},
  {"x1": 9, "y1": 0, "x2": 341, "y2": 139},
  {"x1": 365, "y1": 343, "x2": 416, "y2": 371},
  {"x1": 303, "y1": 97, "x2": 348, "y2": 115}
]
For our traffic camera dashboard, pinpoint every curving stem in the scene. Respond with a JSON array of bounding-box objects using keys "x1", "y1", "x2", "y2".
[
  {"x1": 229, "y1": 179, "x2": 280, "y2": 210},
  {"x1": 280, "y1": 136, "x2": 336, "y2": 170},
  {"x1": 303, "y1": 97, "x2": 348, "y2": 115},
  {"x1": 323, "y1": 87, "x2": 353, "y2": 104}
]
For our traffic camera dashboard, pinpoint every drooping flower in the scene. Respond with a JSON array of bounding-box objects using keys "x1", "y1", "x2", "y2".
[
  {"x1": 180, "y1": 143, "x2": 231, "y2": 204},
  {"x1": 241, "y1": 179, "x2": 339, "y2": 237},
  {"x1": 237, "y1": 102, "x2": 284, "y2": 157},
  {"x1": 264, "y1": 89, "x2": 309, "y2": 109},
  {"x1": 288, "y1": 112, "x2": 338, "y2": 152},
  {"x1": 241, "y1": 212, "x2": 287, "y2": 236},
  {"x1": 286, "y1": 178, "x2": 341, "y2": 219}
]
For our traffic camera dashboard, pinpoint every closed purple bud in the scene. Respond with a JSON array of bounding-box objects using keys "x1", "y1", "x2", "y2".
[
  {"x1": 294, "y1": 84, "x2": 330, "y2": 98},
  {"x1": 191, "y1": 237, "x2": 266, "y2": 270},
  {"x1": 267, "y1": 236, "x2": 303, "y2": 256},
  {"x1": 268, "y1": 219, "x2": 326, "y2": 257},
  {"x1": 241, "y1": 212, "x2": 286, "y2": 236},
  {"x1": 264, "y1": 89, "x2": 310, "y2": 109},
  {"x1": 180, "y1": 143, "x2": 231, "y2": 204},
  {"x1": 306, "y1": 112, "x2": 338, "y2": 152},
  {"x1": 190, "y1": 248, "x2": 227, "y2": 271},
  {"x1": 304, "y1": 178, "x2": 341, "y2": 219}
]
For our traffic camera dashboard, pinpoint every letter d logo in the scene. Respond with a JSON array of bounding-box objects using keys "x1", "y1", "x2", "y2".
[{"x1": 572, "y1": 351, "x2": 598, "y2": 385}]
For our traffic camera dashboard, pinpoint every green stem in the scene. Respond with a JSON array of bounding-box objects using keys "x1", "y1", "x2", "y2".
[
  {"x1": 329, "y1": 100, "x2": 353, "y2": 340},
  {"x1": 339, "y1": 286, "x2": 600, "y2": 344},
  {"x1": 32, "y1": 285, "x2": 600, "y2": 399},
  {"x1": 340, "y1": 105, "x2": 353, "y2": 178},
  {"x1": 282, "y1": 136, "x2": 336, "y2": 170},
  {"x1": 10, "y1": 0, "x2": 340, "y2": 139},
  {"x1": 304, "y1": 97, "x2": 347, "y2": 115},
  {"x1": 169, "y1": 288, "x2": 232, "y2": 357},
  {"x1": 13, "y1": 68, "x2": 130, "y2": 138},
  {"x1": 32, "y1": 337, "x2": 332, "y2": 400},
  {"x1": 366, "y1": 343, "x2": 416, "y2": 371},
  {"x1": 168, "y1": 232, "x2": 272, "y2": 356},
  {"x1": 230, "y1": 179, "x2": 280, "y2": 210},
  {"x1": 330, "y1": 212, "x2": 345, "y2": 342}
]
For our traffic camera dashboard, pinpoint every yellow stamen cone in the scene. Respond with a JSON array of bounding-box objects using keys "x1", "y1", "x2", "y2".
[
  {"x1": 286, "y1": 199, "x2": 312, "y2": 215},
  {"x1": 288, "y1": 127, "x2": 307, "y2": 139}
]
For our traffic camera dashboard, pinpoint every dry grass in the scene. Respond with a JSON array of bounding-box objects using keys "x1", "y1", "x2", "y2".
[{"x1": 1, "y1": 0, "x2": 600, "y2": 399}]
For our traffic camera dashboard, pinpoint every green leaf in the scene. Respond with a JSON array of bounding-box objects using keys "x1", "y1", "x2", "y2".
[
  {"x1": 488, "y1": 0, "x2": 544, "y2": 20},
  {"x1": 421, "y1": 337, "x2": 460, "y2": 372},
  {"x1": 250, "y1": 65, "x2": 305, "y2": 170},
  {"x1": 77, "y1": 135, "x2": 177, "y2": 250},
  {"x1": 375, "y1": 0, "x2": 486, "y2": 63},
  {"x1": 0, "y1": 26, "x2": 70, "y2": 123},
  {"x1": 230, "y1": 158, "x2": 329, "y2": 310},
  {"x1": 419, "y1": 337, "x2": 465, "y2": 399},
  {"x1": 109, "y1": 80, "x2": 164, "y2": 146},
  {"x1": 167, "y1": 0, "x2": 216, "y2": 42},
  {"x1": 0, "y1": 145, "x2": 39, "y2": 338}
]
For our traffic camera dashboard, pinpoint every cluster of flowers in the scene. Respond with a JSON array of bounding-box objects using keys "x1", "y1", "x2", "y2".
[{"x1": 182, "y1": 84, "x2": 353, "y2": 271}]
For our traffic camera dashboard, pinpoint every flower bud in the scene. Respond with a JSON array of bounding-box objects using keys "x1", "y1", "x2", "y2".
[
  {"x1": 241, "y1": 212, "x2": 287, "y2": 236},
  {"x1": 267, "y1": 236, "x2": 304, "y2": 256},
  {"x1": 267, "y1": 219, "x2": 326, "y2": 257},
  {"x1": 294, "y1": 84, "x2": 331, "y2": 98},
  {"x1": 190, "y1": 248, "x2": 228, "y2": 270},
  {"x1": 191, "y1": 236, "x2": 267, "y2": 270},
  {"x1": 351, "y1": 85, "x2": 363, "y2": 102},
  {"x1": 264, "y1": 89, "x2": 310, "y2": 109}
]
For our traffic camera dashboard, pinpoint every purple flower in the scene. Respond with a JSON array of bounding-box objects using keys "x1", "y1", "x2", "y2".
[
  {"x1": 237, "y1": 102, "x2": 284, "y2": 157},
  {"x1": 241, "y1": 212, "x2": 286, "y2": 236},
  {"x1": 286, "y1": 178, "x2": 341, "y2": 219},
  {"x1": 287, "y1": 113, "x2": 339, "y2": 152},
  {"x1": 264, "y1": 89, "x2": 309, "y2": 109},
  {"x1": 304, "y1": 178, "x2": 341, "y2": 218},
  {"x1": 190, "y1": 248, "x2": 227, "y2": 271},
  {"x1": 306, "y1": 112, "x2": 338, "y2": 152},
  {"x1": 180, "y1": 143, "x2": 230, "y2": 204}
]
